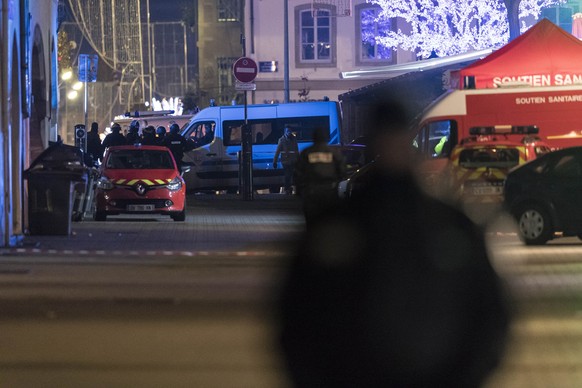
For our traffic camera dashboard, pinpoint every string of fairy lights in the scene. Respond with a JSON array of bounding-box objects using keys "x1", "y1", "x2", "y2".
[
  {"x1": 67, "y1": 0, "x2": 146, "y2": 106},
  {"x1": 368, "y1": 0, "x2": 565, "y2": 58}
]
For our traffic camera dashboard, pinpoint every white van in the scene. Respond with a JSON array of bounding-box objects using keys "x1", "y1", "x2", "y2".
[{"x1": 180, "y1": 101, "x2": 342, "y2": 193}]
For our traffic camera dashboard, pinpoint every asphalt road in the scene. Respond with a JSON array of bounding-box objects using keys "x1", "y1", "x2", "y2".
[{"x1": 1, "y1": 196, "x2": 582, "y2": 387}]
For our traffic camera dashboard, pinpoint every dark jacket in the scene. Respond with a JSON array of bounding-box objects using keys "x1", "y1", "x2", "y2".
[
  {"x1": 125, "y1": 131, "x2": 142, "y2": 145},
  {"x1": 86, "y1": 131, "x2": 103, "y2": 162},
  {"x1": 274, "y1": 133, "x2": 299, "y2": 166},
  {"x1": 162, "y1": 132, "x2": 193, "y2": 166},
  {"x1": 102, "y1": 131, "x2": 127, "y2": 149},
  {"x1": 279, "y1": 170, "x2": 510, "y2": 388},
  {"x1": 294, "y1": 142, "x2": 346, "y2": 196}
]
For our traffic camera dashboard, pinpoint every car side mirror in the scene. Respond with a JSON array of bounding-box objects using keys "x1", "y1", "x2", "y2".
[{"x1": 181, "y1": 165, "x2": 191, "y2": 175}]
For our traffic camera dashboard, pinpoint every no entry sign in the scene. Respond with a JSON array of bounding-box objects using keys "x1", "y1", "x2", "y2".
[{"x1": 233, "y1": 57, "x2": 258, "y2": 83}]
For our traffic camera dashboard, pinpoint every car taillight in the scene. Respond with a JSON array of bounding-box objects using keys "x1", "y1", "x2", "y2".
[
  {"x1": 96, "y1": 177, "x2": 114, "y2": 190},
  {"x1": 166, "y1": 177, "x2": 183, "y2": 191}
]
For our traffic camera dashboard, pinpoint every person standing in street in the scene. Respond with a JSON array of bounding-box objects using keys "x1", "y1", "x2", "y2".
[
  {"x1": 101, "y1": 123, "x2": 126, "y2": 154},
  {"x1": 162, "y1": 123, "x2": 194, "y2": 170},
  {"x1": 125, "y1": 120, "x2": 142, "y2": 145},
  {"x1": 86, "y1": 122, "x2": 103, "y2": 165},
  {"x1": 155, "y1": 126, "x2": 167, "y2": 145},
  {"x1": 278, "y1": 101, "x2": 510, "y2": 388},
  {"x1": 293, "y1": 126, "x2": 345, "y2": 224},
  {"x1": 273, "y1": 126, "x2": 300, "y2": 194}
]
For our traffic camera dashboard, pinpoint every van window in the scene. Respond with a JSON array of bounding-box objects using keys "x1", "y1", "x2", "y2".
[
  {"x1": 223, "y1": 119, "x2": 276, "y2": 146},
  {"x1": 281, "y1": 116, "x2": 330, "y2": 142},
  {"x1": 223, "y1": 115, "x2": 331, "y2": 146},
  {"x1": 184, "y1": 121, "x2": 216, "y2": 148},
  {"x1": 415, "y1": 120, "x2": 457, "y2": 159}
]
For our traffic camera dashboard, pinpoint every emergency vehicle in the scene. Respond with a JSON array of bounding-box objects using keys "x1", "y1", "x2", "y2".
[
  {"x1": 112, "y1": 110, "x2": 195, "y2": 135},
  {"x1": 444, "y1": 125, "x2": 551, "y2": 222},
  {"x1": 413, "y1": 84, "x2": 582, "y2": 188}
]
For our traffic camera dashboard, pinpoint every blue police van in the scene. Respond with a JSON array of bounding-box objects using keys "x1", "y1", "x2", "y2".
[{"x1": 180, "y1": 101, "x2": 342, "y2": 193}]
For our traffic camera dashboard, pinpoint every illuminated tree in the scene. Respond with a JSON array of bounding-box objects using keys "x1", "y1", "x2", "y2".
[{"x1": 367, "y1": 0, "x2": 565, "y2": 58}]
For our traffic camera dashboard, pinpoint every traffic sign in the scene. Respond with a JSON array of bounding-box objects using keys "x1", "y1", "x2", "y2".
[
  {"x1": 233, "y1": 57, "x2": 258, "y2": 84},
  {"x1": 235, "y1": 82, "x2": 257, "y2": 91},
  {"x1": 78, "y1": 54, "x2": 98, "y2": 82}
]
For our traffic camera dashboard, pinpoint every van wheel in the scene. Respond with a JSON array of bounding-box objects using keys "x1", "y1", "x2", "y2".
[
  {"x1": 514, "y1": 204, "x2": 552, "y2": 245},
  {"x1": 269, "y1": 186, "x2": 281, "y2": 194},
  {"x1": 94, "y1": 211, "x2": 107, "y2": 221},
  {"x1": 172, "y1": 210, "x2": 186, "y2": 222}
]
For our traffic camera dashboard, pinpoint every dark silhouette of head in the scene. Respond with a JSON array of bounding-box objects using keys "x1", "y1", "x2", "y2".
[{"x1": 169, "y1": 123, "x2": 180, "y2": 134}]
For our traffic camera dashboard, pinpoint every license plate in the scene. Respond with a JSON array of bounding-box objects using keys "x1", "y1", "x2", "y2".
[
  {"x1": 127, "y1": 204, "x2": 155, "y2": 211},
  {"x1": 472, "y1": 186, "x2": 503, "y2": 196}
]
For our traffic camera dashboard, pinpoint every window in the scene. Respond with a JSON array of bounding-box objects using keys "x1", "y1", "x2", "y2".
[
  {"x1": 184, "y1": 121, "x2": 216, "y2": 148},
  {"x1": 542, "y1": 6, "x2": 573, "y2": 34},
  {"x1": 551, "y1": 154, "x2": 582, "y2": 179},
  {"x1": 217, "y1": 0, "x2": 241, "y2": 22},
  {"x1": 414, "y1": 120, "x2": 457, "y2": 159},
  {"x1": 357, "y1": 5, "x2": 394, "y2": 65},
  {"x1": 296, "y1": 5, "x2": 336, "y2": 67},
  {"x1": 222, "y1": 116, "x2": 330, "y2": 146}
]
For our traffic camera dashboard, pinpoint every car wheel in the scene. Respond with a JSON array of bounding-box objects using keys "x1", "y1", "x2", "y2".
[
  {"x1": 94, "y1": 211, "x2": 107, "y2": 221},
  {"x1": 514, "y1": 204, "x2": 552, "y2": 245},
  {"x1": 172, "y1": 210, "x2": 186, "y2": 222}
]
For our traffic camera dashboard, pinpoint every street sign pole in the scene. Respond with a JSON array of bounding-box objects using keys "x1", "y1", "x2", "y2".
[
  {"x1": 78, "y1": 54, "x2": 98, "y2": 153},
  {"x1": 233, "y1": 52, "x2": 258, "y2": 201},
  {"x1": 83, "y1": 59, "x2": 88, "y2": 153}
]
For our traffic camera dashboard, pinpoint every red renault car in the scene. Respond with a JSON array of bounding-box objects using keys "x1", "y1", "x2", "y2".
[{"x1": 94, "y1": 145, "x2": 187, "y2": 221}]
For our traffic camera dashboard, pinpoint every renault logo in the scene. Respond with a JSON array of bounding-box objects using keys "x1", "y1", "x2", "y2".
[{"x1": 135, "y1": 184, "x2": 146, "y2": 195}]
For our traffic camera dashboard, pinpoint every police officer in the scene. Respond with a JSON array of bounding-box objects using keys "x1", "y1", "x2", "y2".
[
  {"x1": 294, "y1": 126, "x2": 346, "y2": 224},
  {"x1": 162, "y1": 123, "x2": 194, "y2": 170},
  {"x1": 155, "y1": 126, "x2": 167, "y2": 145},
  {"x1": 125, "y1": 120, "x2": 142, "y2": 145},
  {"x1": 141, "y1": 125, "x2": 157, "y2": 145},
  {"x1": 273, "y1": 126, "x2": 300, "y2": 194},
  {"x1": 101, "y1": 123, "x2": 127, "y2": 153}
]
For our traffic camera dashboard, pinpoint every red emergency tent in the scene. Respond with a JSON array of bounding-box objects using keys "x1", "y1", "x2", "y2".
[{"x1": 459, "y1": 19, "x2": 582, "y2": 89}]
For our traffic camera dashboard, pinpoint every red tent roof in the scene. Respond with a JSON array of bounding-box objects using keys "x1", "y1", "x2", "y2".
[{"x1": 459, "y1": 19, "x2": 582, "y2": 89}]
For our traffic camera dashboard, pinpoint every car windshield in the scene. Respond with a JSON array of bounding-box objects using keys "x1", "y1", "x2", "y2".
[
  {"x1": 106, "y1": 150, "x2": 174, "y2": 169},
  {"x1": 458, "y1": 148, "x2": 520, "y2": 169}
]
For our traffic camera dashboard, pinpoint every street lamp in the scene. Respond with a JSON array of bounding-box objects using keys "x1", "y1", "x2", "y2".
[{"x1": 61, "y1": 68, "x2": 73, "y2": 81}]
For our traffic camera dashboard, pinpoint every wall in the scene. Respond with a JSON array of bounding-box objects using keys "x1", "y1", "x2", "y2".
[
  {"x1": 0, "y1": 0, "x2": 58, "y2": 246},
  {"x1": 244, "y1": 0, "x2": 415, "y2": 104}
]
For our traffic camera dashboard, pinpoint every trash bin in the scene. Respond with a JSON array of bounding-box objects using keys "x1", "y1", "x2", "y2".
[{"x1": 24, "y1": 141, "x2": 88, "y2": 235}]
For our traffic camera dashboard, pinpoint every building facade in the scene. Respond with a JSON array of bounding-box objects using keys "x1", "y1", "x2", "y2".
[
  {"x1": 0, "y1": 0, "x2": 59, "y2": 246},
  {"x1": 242, "y1": 0, "x2": 415, "y2": 104}
]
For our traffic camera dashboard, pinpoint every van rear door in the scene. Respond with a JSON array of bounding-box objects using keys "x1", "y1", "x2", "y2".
[{"x1": 221, "y1": 106, "x2": 278, "y2": 190}]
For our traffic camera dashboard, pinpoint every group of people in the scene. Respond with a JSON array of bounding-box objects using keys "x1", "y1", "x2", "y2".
[
  {"x1": 86, "y1": 120, "x2": 194, "y2": 169},
  {"x1": 275, "y1": 101, "x2": 511, "y2": 387}
]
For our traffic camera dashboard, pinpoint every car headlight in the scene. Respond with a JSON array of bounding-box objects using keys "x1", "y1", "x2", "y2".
[
  {"x1": 96, "y1": 177, "x2": 114, "y2": 190},
  {"x1": 166, "y1": 177, "x2": 183, "y2": 191}
]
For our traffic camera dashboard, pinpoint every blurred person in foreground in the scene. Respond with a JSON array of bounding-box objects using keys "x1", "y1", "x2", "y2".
[
  {"x1": 277, "y1": 100, "x2": 510, "y2": 388},
  {"x1": 294, "y1": 126, "x2": 346, "y2": 225}
]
